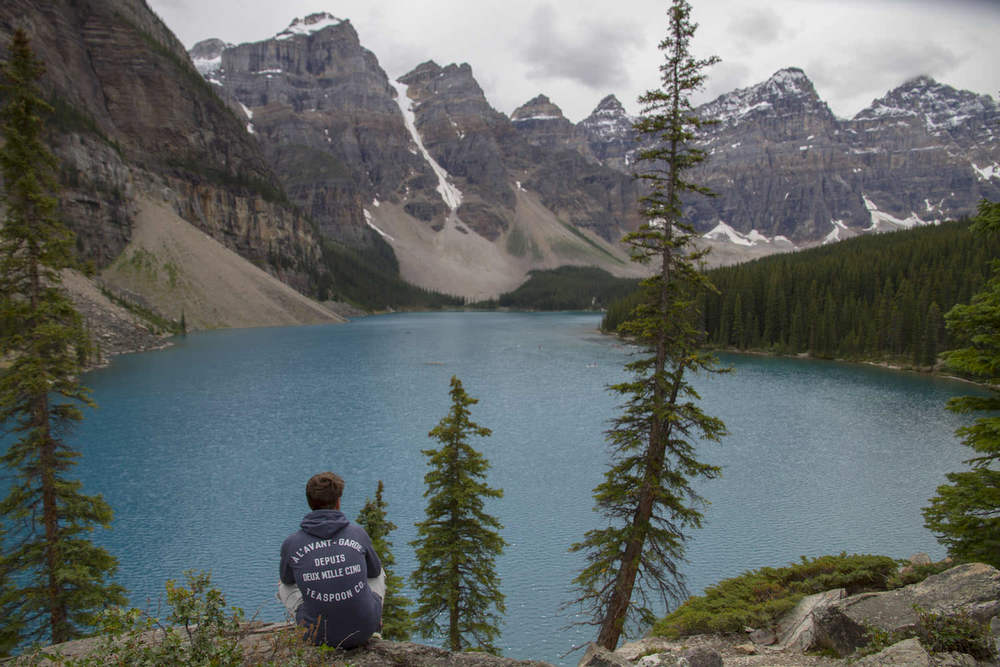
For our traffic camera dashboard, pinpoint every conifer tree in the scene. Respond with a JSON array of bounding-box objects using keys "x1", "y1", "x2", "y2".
[
  {"x1": 922, "y1": 199, "x2": 1000, "y2": 568},
  {"x1": 410, "y1": 376, "x2": 505, "y2": 653},
  {"x1": 570, "y1": 0, "x2": 726, "y2": 651},
  {"x1": 356, "y1": 480, "x2": 414, "y2": 641},
  {"x1": 0, "y1": 29, "x2": 125, "y2": 646}
]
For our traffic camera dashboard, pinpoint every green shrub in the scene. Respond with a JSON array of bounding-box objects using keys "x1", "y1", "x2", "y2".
[
  {"x1": 914, "y1": 606, "x2": 996, "y2": 661},
  {"x1": 887, "y1": 560, "x2": 954, "y2": 589},
  {"x1": 651, "y1": 553, "x2": 898, "y2": 638},
  {"x1": 62, "y1": 571, "x2": 246, "y2": 667}
]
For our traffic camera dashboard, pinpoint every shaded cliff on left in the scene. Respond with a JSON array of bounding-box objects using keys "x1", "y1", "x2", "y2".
[{"x1": 0, "y1": 0, "x2": 434, "y2": 352}]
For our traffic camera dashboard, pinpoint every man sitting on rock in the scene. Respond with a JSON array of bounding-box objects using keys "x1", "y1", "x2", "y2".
[{"x1": 278, "y1": 472, "x2": 385, "y2": 648}]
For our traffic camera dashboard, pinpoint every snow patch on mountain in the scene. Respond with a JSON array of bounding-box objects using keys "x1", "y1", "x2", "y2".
[
  {"x1": 823, "y1": 219, "x2": 849, "y2": 245},
  {"x1": 364, "y1": 209, "x2": 394, "y2": 241},
  {"x1": 276, "y1": 13, "x2": 344, "y2": 40},
  {"x1": 972, "y1": 162, "x2": 1000, "y2": 181},
  {"x1": 862, "y1": 194, "x2": 934, "y2": 231},
  {"x1": 699, "y1": 68, "x2": 820, "y2": 126},
  {"x1": 193, "y1": 55, "x2": 222, "y2": 76},
  {"x1": 703, "y1": 221, "x2": 753, "y2": 246},
  {"x1": 513, "y1": 115, "x2": 562, "y2": 122},
  {"x1": 391, "y1": 80, "x2": 463, "y2": 212},
  {"x1": 854, "y1": 75, "x2": 996, "y2": 135},
  {"x1": 238, "y1": 102, "x2": 255, "y2": 135}
]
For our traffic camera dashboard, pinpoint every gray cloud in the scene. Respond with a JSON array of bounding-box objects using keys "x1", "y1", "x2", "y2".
[
  {"x1": 697, "y1": 61, "x2": 752, "y2": 106},
  {"x1": 517, "y1": 4, "x2": 644, "y2": 91},
  {"x1": 726, "y1": 7, "x2": 786, "y2": 53},
  {"x1": 809, "y1": 39, "x2": 965, "y2": 114}
]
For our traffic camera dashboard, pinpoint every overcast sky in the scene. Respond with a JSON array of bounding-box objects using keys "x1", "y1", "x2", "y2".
[{"x1": 147, "y1": 0, "x2": 1000, "y2": 122}]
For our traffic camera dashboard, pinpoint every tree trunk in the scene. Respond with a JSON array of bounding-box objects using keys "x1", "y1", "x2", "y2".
[{"x1": 36, "y1": 394, "x2": 67, "y2": 643}]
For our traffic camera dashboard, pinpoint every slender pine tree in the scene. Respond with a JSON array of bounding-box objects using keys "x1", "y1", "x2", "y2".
[
  {"x1": 922, "y1": 199, "x2": 1000, "y2": 568},
  {"x1": 410, "y1": 376, "x2": 505, "y2": 653},
  {"x1": 356, "y1": 480, "x2": 414, "y2": 641},
  {"x1": 0, "y1": 29, "x2": 125, "y2": 647},
  {"x1": 569, "y1": 0, "x2": 726, "y2": 650}
]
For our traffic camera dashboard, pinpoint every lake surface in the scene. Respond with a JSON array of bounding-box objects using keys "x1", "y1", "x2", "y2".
[{"x1": 68, "y1": 311, "x2": 979, "y2": 663}]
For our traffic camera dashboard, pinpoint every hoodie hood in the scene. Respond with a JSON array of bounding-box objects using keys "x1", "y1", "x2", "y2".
[{"x1": 299, "y1": 509, "x2": 350, "y2": 539}]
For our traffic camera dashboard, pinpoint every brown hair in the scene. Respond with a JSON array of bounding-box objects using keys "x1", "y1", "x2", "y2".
[{"x1": 306, "y1": 472, "x2": 344, "y2": 510}]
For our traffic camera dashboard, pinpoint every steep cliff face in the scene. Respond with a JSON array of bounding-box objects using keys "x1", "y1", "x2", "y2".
[
  {"x1": 195, "y1": 22, "x2": 643, "y2": 298},
  {"x1": 842, "y1": 76, "x2": 1000, "y2": 234},
  {"x1": 0, "y1": 0, "x2": 332, "y2": 321},
  {"x1": 396, "y1": 60, "x2": 515, "y2": 239},
  {"x1": 579, "y1": 68, "x2": 1000, "y2": 247},
  {"x1": 202, "y1": 14, "x2": 437, "y2": 246},
  {"x1": 578, "y1": 95, "x2": 636, "y2": 173}
]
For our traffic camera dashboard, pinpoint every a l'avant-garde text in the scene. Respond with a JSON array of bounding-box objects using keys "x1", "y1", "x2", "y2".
[{"x1": 291, "y1": 538, "x2": 368, "y2": 604}]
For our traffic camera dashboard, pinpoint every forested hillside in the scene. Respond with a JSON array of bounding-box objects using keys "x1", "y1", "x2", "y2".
[
  {"x1": 473, "y1": 266, "x2": 638, "y2": 311},
  {"x1": 603, "y1": 220, "x2": 1000, "y2": 365}
]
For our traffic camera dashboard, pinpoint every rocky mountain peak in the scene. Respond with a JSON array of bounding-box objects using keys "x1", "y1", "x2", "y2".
[
  {"x1": 700, "y1": 66, "x2": 830, "y2": 127},
  {"x1": 511, "y1": 94, "x2": 565, "y2": 122},
  {"x1": 854, "y1": 75, "x2": 997, "y2": 135},
  {"x1": 594, "y1": 94, "x2": 626, "y2": 115},
  {"x1": 580, "y1": 94, "x2": 633, "y2": 137},
  {"x1": 189, "y1": 38, "x2": 231, "y2": 76},
  {"x1": 275, "y1": 12, "x2": 345, "y2": 41},
  {"x1": 398, "y1": 61, "x2": 481, "y2": 101}
]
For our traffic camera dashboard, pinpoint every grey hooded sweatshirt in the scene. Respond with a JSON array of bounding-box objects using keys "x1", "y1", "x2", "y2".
[{"x1": 279, "y1": 509, "x2": 382, "y2": 648}]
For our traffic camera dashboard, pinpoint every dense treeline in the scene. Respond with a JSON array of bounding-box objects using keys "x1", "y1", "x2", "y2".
[
  {"x1": 472, "y1": 266, "x2": 639, "y2": 311},
  {"x1": 307, "y1": 237, "x2": 464, "y2": 311},
  {"x1": 603, "y1": 220, "x2": 1000, "y2": 364}
]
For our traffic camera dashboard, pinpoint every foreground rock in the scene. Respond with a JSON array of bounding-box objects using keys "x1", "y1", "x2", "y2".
[
  {"x1": 310, "y1": 637, "x2": 554, "y2": 666},
  {"x1": 603, "y1": 563, "x2": 1000, "y2": 666},
  {"x1": 11, "y1": 622, "x2": 552, "y2": 666},
  {"x1": 812, "y1": 563, "x2": 1000, "y2": 657},
  {"x1": 610, "y1": 635, "x2": 841, "y2": 666}
]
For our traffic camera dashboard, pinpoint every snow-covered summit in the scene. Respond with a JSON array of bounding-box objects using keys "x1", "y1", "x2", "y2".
[
  {"x1": 853, "y1": 75, "x2": 997, "y2": 133},
  {"x1": 698, "y1": 67, "x2": 826, "y2": 126},
  {"x1": 580, "y1": 94, "x2": 634, "y2": 141},
  {"x1": 275, "y1": 12, "x2": 345, "y2": 40},
  {"x1": 189, "y1": 38, "x2": 231, "y2": 76}
]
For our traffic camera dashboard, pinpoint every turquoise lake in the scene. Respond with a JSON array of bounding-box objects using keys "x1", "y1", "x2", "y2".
[{"x1": 69, "y1": 311, "x2": 980, "y2": 663}]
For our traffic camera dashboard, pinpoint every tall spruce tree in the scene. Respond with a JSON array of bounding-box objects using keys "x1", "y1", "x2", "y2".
[
  {"x1": 922, "y1": 199, "x2": 1000, "y2": 568},
  {"x1": 570, "y1": 0, "x2": 726, "y2": 650},
  {"x1": 410, "y1": 376, "x2": 505, "y2": 653},
  {"x1": 0, "y1": 29, "x2": 125, "y2": 647},
  {"x1": 356, "y1": 480, "x2": 414, "y2": 641}
]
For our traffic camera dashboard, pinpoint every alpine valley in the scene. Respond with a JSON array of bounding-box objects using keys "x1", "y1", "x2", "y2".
[{"x1": 1, "y1": 3, "x2": 998, "y2": 346}]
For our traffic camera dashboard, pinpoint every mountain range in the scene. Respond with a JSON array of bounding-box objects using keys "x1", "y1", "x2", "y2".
[{"x1": 1, "y1": 3, "x2": 998, "y2": 335}]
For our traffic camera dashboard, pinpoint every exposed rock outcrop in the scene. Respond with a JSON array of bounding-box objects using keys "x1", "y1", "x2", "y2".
[
  {"x1": 0, "y1": 0, "x2": 332, "y2": 308},
  {"x1": 678, "y1": 69, "x2": 999, "y2": 245},
  {"x1": 19, "y1": 623, "x2": 552, "y2": 667},
  {"x1": 206, "y1": 13, "x2": 435, "y2": 246},
  {"x1": 811, "y1": 563, "x2": 1000, "y2": 657},
  {"x1": 578, "y1": 95, "x2": 637, "y2": 173}
]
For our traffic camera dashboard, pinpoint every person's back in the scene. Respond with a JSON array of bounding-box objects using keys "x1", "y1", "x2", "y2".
[{"x1": 279, "y1": 472, "x2": 383, "y2": 648}]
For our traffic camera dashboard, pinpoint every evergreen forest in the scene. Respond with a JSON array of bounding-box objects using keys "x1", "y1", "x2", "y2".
[
  {"x1": 602, "y1": 220, "x2": 1000, "y2": 366},
  {"x1": 472, "y1": 266, "x2": 638, "y2": 311}
]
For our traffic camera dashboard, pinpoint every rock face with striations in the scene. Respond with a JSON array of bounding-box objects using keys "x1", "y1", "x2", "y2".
[
  {"x1": 578, "y1": 95, "x2": 637, "y2": 173},
  {"x1": 644, "y1": 68, "x2": 1000, "y2": 246},
  {"x1": 397, "y1": 60, "x2": 515, "y2": 238},
  {"x1": 811, "y1": 562, "x2": 1000, "y2": 657},
  {"x1": 0, "y1": 0, "x2": 324, "y2": 295},
  {"x1": 200, "y1": 13, "x2": 437, "y2": 246}
]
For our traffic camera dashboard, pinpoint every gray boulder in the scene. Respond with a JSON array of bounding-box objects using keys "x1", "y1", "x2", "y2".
[
  {"x1": 578, "y1": 642, "x2": 632, "y2": 667},
  {"x1": 854, "y1": 637, "x2": 934, "y2": 666},
  {"x1": 677, "y1": 646, "x2": 723, "y2": 666},
  {"x1": 812, "y1": 563, "x2": 1000, "y2": 657},
  {"x1": 774, "y1": 588, "x2": 847, "y2": 651}
]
